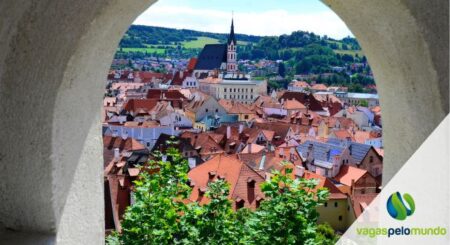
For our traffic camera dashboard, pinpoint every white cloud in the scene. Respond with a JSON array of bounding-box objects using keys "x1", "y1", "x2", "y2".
[{"x1": 133, "y1": 5, "x2": 353, "y2": 39}]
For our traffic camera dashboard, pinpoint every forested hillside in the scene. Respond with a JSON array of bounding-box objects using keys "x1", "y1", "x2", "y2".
[{"x1": 115, "y1": 25, "x2": 374, "y2": 91}]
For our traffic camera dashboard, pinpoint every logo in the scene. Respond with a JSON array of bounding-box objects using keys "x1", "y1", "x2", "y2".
[{"x1": 386, "y1": 192, "x2": 415, "y2": 220}]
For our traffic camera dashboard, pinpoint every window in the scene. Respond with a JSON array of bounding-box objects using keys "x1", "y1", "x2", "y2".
[
  {"x1": 224, "y1": 88, "x2": 227, "y2": 92},
  {"x1": 215, "y1": 109, "x2": 218, "y2": 113},
  {"x1": 244, "y1": 115, "x2": 249, "y2": 119},
  {"x1": 205, "y1": 109, "x2": 208, "y2": 112},
  {"x1": 256, "y1": 199, "x2": 261, "y2": 208},
  {"x1": 369, "y1": 156, "x2": 374, "y2": 163},
  {"x1": 339, "y1": 215, "x2": 343, "y2": 221},
  {"x1": 236, "y1": 200, "x2": 245, "y2": 210},
  {"x1": 251, "y1": 89, "x2": 253, "y2": 93},
  {"x1": 324, "y1": 202, "x2": 328, "y2": 207},
  {"x1": 224, "y1": 95, "x2": 227, "y2": 99},
  {"x1": 334, "y1": 202, "x2": 338, "y2": 208}
]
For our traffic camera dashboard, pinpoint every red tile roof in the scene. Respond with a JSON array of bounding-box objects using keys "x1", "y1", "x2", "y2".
[
  {"x1": 311, "y1": 84, "x2": 328, "y2": 91},
  {"x1": 135, "y1": 71, "x2": 172, "y2": 83},
  {"x1": 180, "y1": 131, "x2": 224, "y2": 157},
  {"x1": 171, "y1": 71, "x2": 192, "y2": 86},
  {"x1": 187, "y1": 58, "x2": 198, "y2": 71},
  {"x1": 219, "y1": 99, "x2": 254, "y2": 114},
  {"x1": 351, "y1": 193, "x2": 377, "y2": 218},
  {"x1": 146, "y1": 89, "x2": 188, "y2": 100},
  {"x1": 123, "y1": 99, "x2": 158, "y2": 113},
  {"x1": 103, "y1": 136, "x2": 146, "y2": 152},
  {"x1": 302, "y1": 170, "x2": 347, "y2": 199},
  {"x1": 331, "y1": 130, "x2": 354, "y2": 141},
  {"x1": 334, "y1": 165, "x2": 368, "y2": 187},
  {"x1": 188, "y1": 154, "x2": 265, "y2": 209},
  {"x1": 283, "y1": 99, "x2": 306, "y2": 110}
]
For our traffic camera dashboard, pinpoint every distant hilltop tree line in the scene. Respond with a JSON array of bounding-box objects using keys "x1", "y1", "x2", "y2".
[
  {"x1": 115, "y1": 25, "x2": 374, "y2": 91},
  {"x1": 117, "y1": 25, "x2": 362, "y2": 64},
  {"x1": 119, "y1": 25, "x2": 262, "y2": 48}
]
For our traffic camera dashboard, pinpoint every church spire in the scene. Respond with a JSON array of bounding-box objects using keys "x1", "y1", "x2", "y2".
[{"x1": 227, "y1": 15, "x2": 236, "y2": 45}]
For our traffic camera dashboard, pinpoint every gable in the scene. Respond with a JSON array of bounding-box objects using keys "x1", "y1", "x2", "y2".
[{"x1": 195, "y1": 44, "x2": 227, "y2": 70}]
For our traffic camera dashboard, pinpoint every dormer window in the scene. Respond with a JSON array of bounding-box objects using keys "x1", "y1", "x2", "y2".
[
  {"x1": 235, "y1": 198, "x2": 245, "y2": 210},
  {"x1": 208, "y1": 171, "x2": 216, "y2": 182}
]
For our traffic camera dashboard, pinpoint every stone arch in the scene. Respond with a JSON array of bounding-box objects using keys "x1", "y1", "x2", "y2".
[{"x1": 0, "y1": 0, "x2": 447, "y2": 243}]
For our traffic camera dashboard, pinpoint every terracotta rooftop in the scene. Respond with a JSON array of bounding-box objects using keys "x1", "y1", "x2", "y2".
[
  {"x1": 291, "y1": 80, "x2": 310, "y2": 88},
  {"x1": 188, "y1": 154, "x2": 265, "y2": 209},
  {"x1": 218, "y1": 99, "x2": 254, "y2": 114},
  {"x1": 334, "y1": 165, "x2": 368, "y2": 187},
  {"x1": 123, "y1": 99, "x2": 158, "y2": 113},
  {"x1": 146, "y1": 89, "x2": 187, "y2": 100},
  {"x1": 302, "y1": 170, "x2": 347, "y2": 200},
  {"x1": 283, "y1": 99, "x2": 306, "y2": 110},
  {"x1": 180, "y1": 131, "x2": 224, "y2": 157},
  {"x1": 311, "y1": 84, "x2": 328, "y2": 90},
  {"x1": 103, "y1": 135, "x2": 146, "y2": 152}
]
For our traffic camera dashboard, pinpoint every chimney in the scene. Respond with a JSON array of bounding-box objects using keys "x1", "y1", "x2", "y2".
[
  {"x1": 122, "y1": 131, "x2": 128, "y2": 140},
  {"x1": 259, "y1": 151, "x2": 266, "y2": 170},
  {"x1": 113, "y1": 148, "x2": 120, "y2": 162},
  {"x1": 307, "y1": 143, "x2": 314, "y2": 160},
  {"x1": 226, "y1": 126, "x2": 231, "y2": 139},
  {"x1": 239, "y1": 124, "x2": 244, "y2": 134},
  {"x1": 279, "y1": 148, "x2": 285, "y2": 159},
  {"x1": 350, "y1": 179, "x2": 355, "y2": 196},
  {"x1": 188, "y1": 158, "x2": 196, "y2": 169},
  {"x1": 289, "y1": 147, "x2": 296, "y2": 161},
  {"x1": 247, "y1": 143, "x2": 252, "y2": 153},
  {"x1": 295, "y1": 165, "x2": 305, "y2": 177},
  {"x1": 326, "y1": 149, "x2": 331, "y2": 161}
]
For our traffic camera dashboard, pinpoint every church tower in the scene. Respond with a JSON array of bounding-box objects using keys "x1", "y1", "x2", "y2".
[{"x1": 226, "y1": 18, "x2": 237, "y2": 73}]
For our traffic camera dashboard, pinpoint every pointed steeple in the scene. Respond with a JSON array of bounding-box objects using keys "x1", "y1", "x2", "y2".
[{"x1": 227, "y1": 17, "x2": 236, "y2": 45}]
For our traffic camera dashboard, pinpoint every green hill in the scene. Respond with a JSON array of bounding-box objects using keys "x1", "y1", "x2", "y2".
[{"x1": 116, "y1": 25, "x2": 363, "y2": 61}]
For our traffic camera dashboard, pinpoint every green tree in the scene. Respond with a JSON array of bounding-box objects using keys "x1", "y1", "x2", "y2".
[
  {"x1": 315, "y1": 223, "x2": 340, "y2": 244},
  {"x1": 111, "y1": 146, "x2": 191, "y2": 244},
  {"x1": 179, "y1": 180, "x2": 243, "y2": 244},
  {"x1": 240, "y1": 167, "x2": 329, "y2": 244},
  {"x1": 278, "y1": 62, "x2": 286, "y2": 78},
  {"x1": 108, "y1": 148, "x2": 337, "y2": 245},
  {"x1": 359, "y1": 99, "x2": 369, "y2": 107}
]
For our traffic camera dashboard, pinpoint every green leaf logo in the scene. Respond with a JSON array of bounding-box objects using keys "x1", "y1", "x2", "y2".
[{"x1": 386, "y1": 192, "x2": 415, "y2": 220}]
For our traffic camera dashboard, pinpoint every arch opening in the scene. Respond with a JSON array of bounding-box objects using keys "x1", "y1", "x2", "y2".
[{"x1": 0, "y1": 0, "x2": 447, "y2": 243}]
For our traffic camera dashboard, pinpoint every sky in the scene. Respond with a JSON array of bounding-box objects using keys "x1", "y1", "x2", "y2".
[{"x1": 133, "y1": 0, "x2": 353, "y2": 39}]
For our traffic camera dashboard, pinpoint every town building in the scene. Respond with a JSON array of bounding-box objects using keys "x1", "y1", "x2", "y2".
[{"x1": 199, "y1": 74, "x2": 267, "y2": 104}]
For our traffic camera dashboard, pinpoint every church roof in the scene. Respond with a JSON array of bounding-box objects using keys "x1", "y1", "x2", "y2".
[{"x1": 194, "y1": 44, "x2": 227, "y2": 70}]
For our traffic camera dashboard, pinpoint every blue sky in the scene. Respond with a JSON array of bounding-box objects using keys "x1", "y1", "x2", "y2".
[{"x1": 133, "y1": 0, "x2": 353, "y2": 39}]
